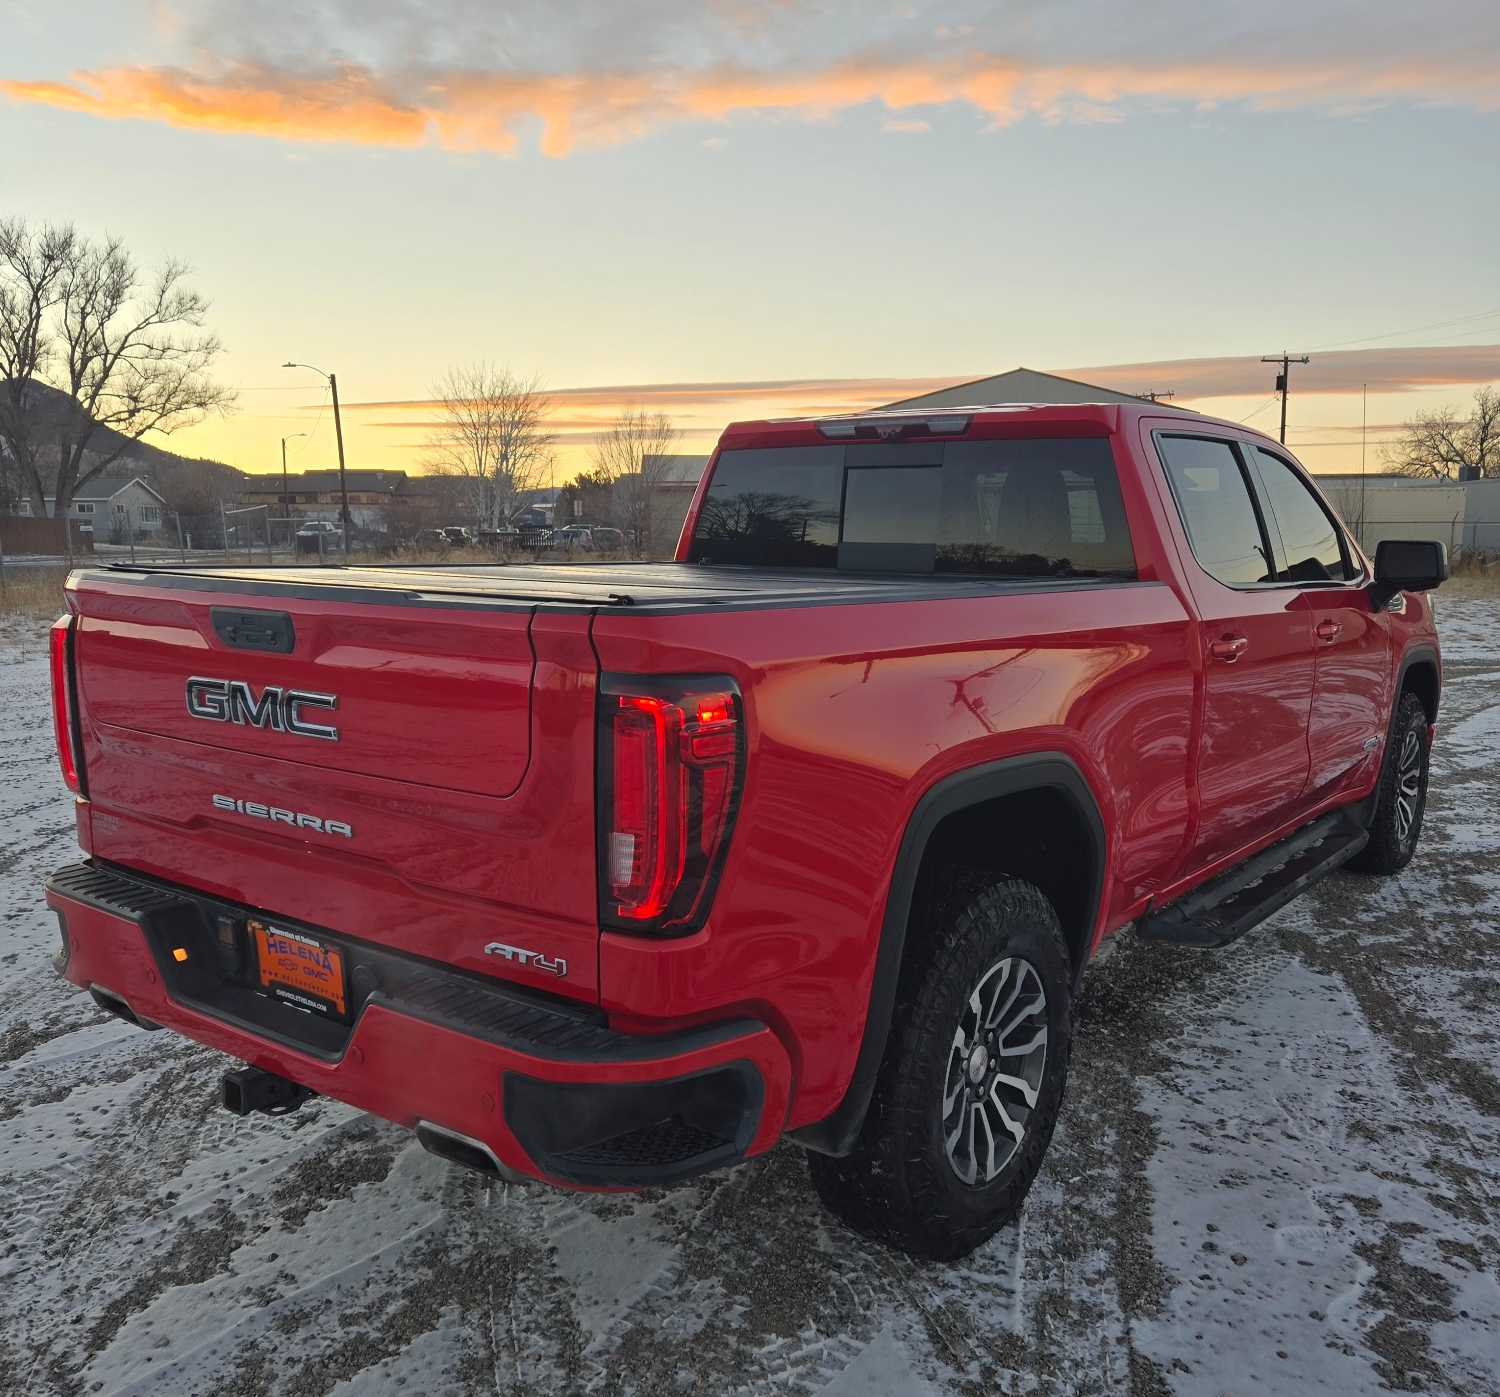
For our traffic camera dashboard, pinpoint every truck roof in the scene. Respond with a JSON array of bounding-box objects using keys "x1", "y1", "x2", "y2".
[{"x1": 719, "y1": 400, "x2": 1269, "y2": 451}]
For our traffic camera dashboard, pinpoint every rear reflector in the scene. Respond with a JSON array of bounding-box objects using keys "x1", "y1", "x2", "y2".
[
  {"x1": 599, "y1": 677, "x2": 742, "y2": 932},
  {"x1": 49, "y1": 615, "x2": 84, "y2": 795}
]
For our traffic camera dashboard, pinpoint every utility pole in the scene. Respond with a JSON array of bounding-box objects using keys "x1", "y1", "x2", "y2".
[
  {"x1": 1140, "y1": 390, "x2": 1175, "y2": 404},
  {"x1": 329, "y1": 373, "x2": 351, "y2": 557},
  {"x1": 279, "y1": 431, "x2": 307, "y2": 559},
  {"x1": 1360, "y1": 382, "x2": 1368, "y2": 554},
  {"x1": 284, "y1": 362, "x2": 352, "y2": 557},
  {"x1": 1261, "y1": 352, "x2": 1309, "y2": 444},
  {"x1": 280, "y1": 433, "x2": 307, "y2": 520}
]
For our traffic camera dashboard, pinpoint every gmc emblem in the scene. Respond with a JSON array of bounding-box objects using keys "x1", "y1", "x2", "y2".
[{"x1": 186, "y1": 677, "x2": 339, "y2": 742}]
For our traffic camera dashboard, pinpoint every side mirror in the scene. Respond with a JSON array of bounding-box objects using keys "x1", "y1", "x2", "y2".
[{"x1": 1372, "y1": 539, "x2": 1448, "y2": 608}]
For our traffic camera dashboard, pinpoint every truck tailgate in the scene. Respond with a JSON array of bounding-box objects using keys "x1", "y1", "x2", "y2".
[
  {"x1": 68, "y1": 572, "x2": 602, "y2": 1004},
  {"x1": 79, "y1": 592, "x2": 534, "y2": 797}
]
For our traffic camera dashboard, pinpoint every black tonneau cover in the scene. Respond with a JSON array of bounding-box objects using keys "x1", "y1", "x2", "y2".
[{"x1": 76, "y1": 562, "x2": 1138, "y2": 613}]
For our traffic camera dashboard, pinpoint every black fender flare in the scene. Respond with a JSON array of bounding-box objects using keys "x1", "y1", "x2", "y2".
[
  {"x1": 1395, "y1": 644, "x2": 1441, "y2": 720},
  {"x1": 1354, "y1": 643, "x2": 1441, "y2": 828},
  {"x1": 792, "y1": 753, "x2": 1107, "y2": 1157}
]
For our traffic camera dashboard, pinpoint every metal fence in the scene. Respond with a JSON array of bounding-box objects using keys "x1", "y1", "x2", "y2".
[{"x1": 1345, "y1": 516, "x2": 1500, "y2": 562}]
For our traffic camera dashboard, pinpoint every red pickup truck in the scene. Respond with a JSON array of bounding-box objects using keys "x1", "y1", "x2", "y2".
[{"x1": 44, "y1": 403, "x2": 1446, "y2": 1260}]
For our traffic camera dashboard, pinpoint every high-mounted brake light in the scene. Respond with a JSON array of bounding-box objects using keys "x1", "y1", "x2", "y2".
[
  {"x1": 49, "y1": 615, "x2": 85, "y2": 795},
  {"x1": 600, "y1": 678, "x2": 743, "y2": 932},
  {"x1": 817, "y1": 414, "x2": 971, "y2": 441}
]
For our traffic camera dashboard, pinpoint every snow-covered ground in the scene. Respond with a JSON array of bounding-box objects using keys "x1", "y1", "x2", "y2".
[{"x1": 1, "y1": 598, "x2": 1497, "y2": 1397}]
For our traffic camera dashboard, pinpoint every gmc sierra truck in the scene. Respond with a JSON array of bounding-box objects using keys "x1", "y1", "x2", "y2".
[{"x1": 44, "y1": 402, "x2": 1446, "y2": 1260}]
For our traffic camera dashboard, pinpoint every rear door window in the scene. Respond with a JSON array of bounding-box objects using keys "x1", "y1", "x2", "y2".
[
  {"x1": 1249, "y1": 448, "x2": 1357, "y2": 583},
  {"x1": 689, "y1": 438, "x2": 1135, "y2": 577},
  {"x1": 690, "y1": 446, "x2": 843, "y2": 567},
  {"x1": 1157, "y1": 436, "x2": 1274, "y2": 587}
]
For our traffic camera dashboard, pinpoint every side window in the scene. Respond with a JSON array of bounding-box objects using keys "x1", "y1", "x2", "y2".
[
  {"x1": 1157, "y1": 436, "x2": 1273, "y2": 587},
  {"x1": 1251, "y1": 449, "x2": 1356, "y2": 583}
]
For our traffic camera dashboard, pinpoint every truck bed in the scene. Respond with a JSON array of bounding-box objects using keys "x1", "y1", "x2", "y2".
[{"x1": 78, "y1": 561, "x2": 1141, "y2": 612}]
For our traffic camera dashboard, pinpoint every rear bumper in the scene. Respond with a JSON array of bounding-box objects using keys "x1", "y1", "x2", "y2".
[{"x1": 46, "y1": 861, "x2": 790, "y2": 1188}]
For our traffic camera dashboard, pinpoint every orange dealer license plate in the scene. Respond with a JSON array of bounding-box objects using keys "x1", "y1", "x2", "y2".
[{"x1": 250, "y1": 919, "x2": 348, "y2": 1019}]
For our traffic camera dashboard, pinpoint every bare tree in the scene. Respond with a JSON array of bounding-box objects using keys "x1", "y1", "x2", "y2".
[
  {"x1": 1384, "y1": 385, "x2": 1500, "y2": 480},
  {"x1": 590, "y1": 407, "x2": 678, "y2": 556},
  {"x1": 424, "y1": 364, "x2": 553, "y2": 529},
  {"x1": 0, "y1": 218, "x2": 233, "y2": 517}
]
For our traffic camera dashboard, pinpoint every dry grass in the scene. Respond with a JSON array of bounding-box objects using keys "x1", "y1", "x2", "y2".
[
  {"x1": 0, "y1": 566, "x2": 70, "y2": 621},
  {"x1": 1444, "y1": 553, "x2": 1500, "y2": 596},
  {"x1": 1440, "y1": 573, "x2": 1500, "y2": 600}
]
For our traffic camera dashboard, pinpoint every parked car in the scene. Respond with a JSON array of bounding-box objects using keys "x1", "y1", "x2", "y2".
[
  {"x1": 552, "y1": 525, "x2": 595, "y2": 551},
  {"x1": 589, "y1": 527, "x2": 625, "y2": 551},
  {"x1": 441, "y1": 526, "x2": 476, "y2": 548},
  {"x1": 44, "y1": 401, "x2": 1446, "y2": 1260},
  {"x1": 293, "y1": 520, "x2": 343, "y2": 555}
]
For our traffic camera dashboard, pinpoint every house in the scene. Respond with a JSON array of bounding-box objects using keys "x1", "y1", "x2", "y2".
[
  {"x1": 17, "y1": 474, "x2": 169, "y2": 541},
  {"x1": 642, "y1": 454, "x2": 712, "y2": 552},
  {"x1": 241, "y1": 469, "x2": 411, "y2": 531}
]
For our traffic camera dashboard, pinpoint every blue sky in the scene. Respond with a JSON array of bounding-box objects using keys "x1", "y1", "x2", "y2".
[{"x1": 2, "y1": 0, "x2": 1497, "y2": 473}]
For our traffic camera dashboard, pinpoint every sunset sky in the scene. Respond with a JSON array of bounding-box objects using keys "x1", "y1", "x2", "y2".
[{"x1": 3, "y1": 0, "x2": 1498, "y2": 478}]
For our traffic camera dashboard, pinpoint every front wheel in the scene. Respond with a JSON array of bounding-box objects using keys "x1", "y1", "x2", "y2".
[
  {"x1": 1348, "y1": 691, "x2": 1431, "y2": 875},
  {"x1": 807, "y1": 875, "x2": 1072, "y2": 1261}
]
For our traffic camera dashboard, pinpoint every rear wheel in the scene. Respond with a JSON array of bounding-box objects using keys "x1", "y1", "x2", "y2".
[
  {"x1": 1349, "y1": 691, "x2": 1431, "y2": 875},
  {"x1": 807, "y1": 874, "x2": 1072, "y2": 1261}
]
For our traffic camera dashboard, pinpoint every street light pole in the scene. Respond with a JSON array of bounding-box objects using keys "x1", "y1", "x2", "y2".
[{"x1": 283, "y1": 361, "x2": 352, "y2": 557}]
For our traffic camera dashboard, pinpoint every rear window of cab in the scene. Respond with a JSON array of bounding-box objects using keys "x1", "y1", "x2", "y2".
[{"x1": 687, "y1": 439, "x2": 1136, "y2": 578}]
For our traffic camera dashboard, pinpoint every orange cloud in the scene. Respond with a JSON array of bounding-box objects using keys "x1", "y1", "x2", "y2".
[
  {"x1": 5, "y1": 51, "x2": 1498, "y2": 157},
  {"x1": 315, "y1": 349, "x2": 1500, "y2": 460},
  {"x1": 336, "y1": 376, "x2": 960, "y2": 415},
  {"x1": 1, "y1": 63, "x2": 428, "y2": 147},
  {"x1": 1068, "y1": 345, "x2": 1500, "y2": 399}
]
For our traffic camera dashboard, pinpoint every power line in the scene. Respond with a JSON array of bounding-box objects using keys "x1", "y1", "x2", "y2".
[
  {"x1": 1308, "y1": 304, "x2": 1500, "y2": 352},
  {"x1": 1260, "y1": 352, "x2": 1309, "y2": 443}
]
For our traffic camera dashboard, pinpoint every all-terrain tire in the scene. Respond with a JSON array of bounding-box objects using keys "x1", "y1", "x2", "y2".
[
  {"x1": 1348, "y1": 690, "x2": 1431, "y2": 875},
  {"x1": 807, "y1": 873, "x2": 1072, "y2": 1261}
]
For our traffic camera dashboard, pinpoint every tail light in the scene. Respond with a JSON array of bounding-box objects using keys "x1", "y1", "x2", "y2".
[
  {"x1": 49, "y1": 615, "x2": 86, "y2": 796},
  {"x1": 599, "y1": 675, "x2": 743, "y2": 933}
]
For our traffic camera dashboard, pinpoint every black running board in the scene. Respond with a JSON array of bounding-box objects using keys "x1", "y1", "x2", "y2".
[{"x1": 1137, "y1": 812, "x2": 1369, "y2": 948}]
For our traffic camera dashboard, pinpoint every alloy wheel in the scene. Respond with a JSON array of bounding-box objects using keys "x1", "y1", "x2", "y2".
[
  {"x1": 1394, "y1": 726, "x2": 1423, "y2": 846},
  {"x1": 942, "y1": 956, "x2": 1048, "y2": 1187}
]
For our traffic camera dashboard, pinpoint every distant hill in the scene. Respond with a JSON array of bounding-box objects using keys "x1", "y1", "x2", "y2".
[{"x1": 2, "y1": 380, "x2": 245, "y2": 511}]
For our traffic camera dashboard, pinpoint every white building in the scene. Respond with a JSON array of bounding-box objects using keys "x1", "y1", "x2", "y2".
[
  {"x1": 1315, "y1": 474, "x2": 1469, "y2": 556},
  {"x1": 1459, "y1": 477, "x2": 1500, "y2": 555},
  {"x1": 18, "y1": 475, "x2": 169, "y2": 540}
]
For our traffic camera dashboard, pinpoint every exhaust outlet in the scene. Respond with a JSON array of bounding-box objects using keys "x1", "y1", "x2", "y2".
[
  {"x1": 89, "y1": 985, "x2": 160, "y2": 1031},
  {"x1": 221, "y1": 1066, "x2": 315, "y2": 1117},
  {"x1": 416, "y1": 1121, "x2": 526, "y2": 1183}
]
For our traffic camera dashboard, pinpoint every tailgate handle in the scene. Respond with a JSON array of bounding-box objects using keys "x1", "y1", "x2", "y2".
[{"x1": 212, "y1": 608, "x2": 296, "y2": 654}]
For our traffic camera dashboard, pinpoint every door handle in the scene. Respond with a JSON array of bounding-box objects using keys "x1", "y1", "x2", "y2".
[
  {"x1": 1209, "y1": 636, "x2": 1250, "y2": 663},
  {"x1": 1315, "y1": 619, "x2": 1343, "y2": 643}
]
